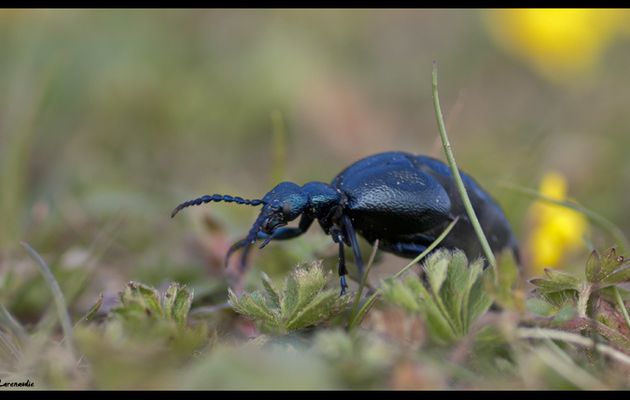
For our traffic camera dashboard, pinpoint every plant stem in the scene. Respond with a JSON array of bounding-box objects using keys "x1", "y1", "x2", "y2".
[
  {"x1": 577, "y1": 282, "x2": 592, "y2": 319},
  {"x1": 21, "y1": 242, "x2": 75, "y2": 358},
  {"x1": 517, "y1": 327, "x2": 630, "y2": 366},
  {"x1": 431, "y1": 63, "x2": 497, "y2": 282},
  {"x1": 347, "y1": 217, "x2": 459, "y2": 330}
]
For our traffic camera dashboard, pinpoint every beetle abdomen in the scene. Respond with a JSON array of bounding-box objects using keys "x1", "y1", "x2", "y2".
[{"x1": 331, "y1": 151, "x2": 518, "y2": 262}]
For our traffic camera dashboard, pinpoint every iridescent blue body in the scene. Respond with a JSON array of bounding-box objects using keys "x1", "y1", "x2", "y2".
[{"x1": 172, "y1": 151, "x2": 519, "y2": 294}]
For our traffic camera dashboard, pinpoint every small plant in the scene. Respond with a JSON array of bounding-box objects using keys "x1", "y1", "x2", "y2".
[
  {"x1": 228, "y1": 261, "x2": 352, "y2": 334},
  {"x1": 107, "y1": 281, "x2": 208, "y2": 353},
  {"x1": 112, "y1": 281, "x2": 194, "y2": 327},
  {"x1": 381, "y1": 249, "x2": 493, "y2": 344},
  {"x1": 529, "y1": 248, "x2": 630, "y2": 319}
]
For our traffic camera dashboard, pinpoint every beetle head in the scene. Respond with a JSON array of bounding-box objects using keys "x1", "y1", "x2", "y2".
[{"x1": 258, "y1": 181, "x2": 308, "y2": 234}]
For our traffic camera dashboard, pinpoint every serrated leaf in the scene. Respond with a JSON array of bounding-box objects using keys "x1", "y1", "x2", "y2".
[
  {"x1": 229, "y1": 289, "x2": 278, "y2": 323},
  {"x1": 585, "y1": 249, "x2": 601, "y2": 283},
  {"x1": 530, "y1": 275, "x2": 579, "y2": 293},
  {"x1": 466, "y1": 277, "x2": 492, "y2": 326},
  {"x1": 462, "y1": 259, "x2": 486, "y2": 331},
  {"x1": 424, "y1": 250, "x2": 450, "y2": 296},
  {"x1": 537, "y1": 289, "x2": 578, "y2": 309},
  {"x1": 122, "y1": 281, "x2": 163, "y2": 317},
  {"x1": 165, "y1": 283, "x2": 193, "y2": 326},
  {"x1": 286, "y1": 290, "x2": 347, "y2": 330},
  {"x1": 261, "y1": 273, "x2": 281, "y2": 310},
  {"x1": 381, "y1": 278, "x2": 422, "y2": 313},
  {"x1": 163, "y1": 283, "x2": 180, "y2": 319},
  {"x1": 381, "y1": 249, "x2": 491, "y2": 344},
  {"x1": 229, "y1": 262, "x2": 349, "y2": 334},
  {"x1": 443, "y1": 250, "x2": 468, "y2": 330},
  {"x1": 543, "y1": 269, "x2": 580, "y2": 288},
  {"x1": 600, "y1": 247, "x2": 624, "y2": 277},
  {"x1": 287, "y1": 265, "x2": 328, "y2": 320},
  {"x1": 282, "y1": 272, "x2": 300, "y2": 318}
]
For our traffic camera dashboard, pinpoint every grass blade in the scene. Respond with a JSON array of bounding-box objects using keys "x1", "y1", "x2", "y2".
[
  {"x1": 431, "y1": 62, "x2": 497, "y2": 282},
  {"x1": 0, "y1": 304, "x2": 28, "y2": 343},
  {"x1": 349, "y1": 239, "x2": 380, "y2": 328},
  {"x1": 21, "y1": 241, "x2": 75, "y2": 358}
]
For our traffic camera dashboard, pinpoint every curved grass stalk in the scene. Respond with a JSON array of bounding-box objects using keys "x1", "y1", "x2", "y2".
[
  {"x1": 349, "y1": 239, "x2": 380, "y2": 326},
  {"x1": 21, "y1": 242, "x2": 75, "y2": 359},
  {"x1": 431, "y1": 63, "x2": 497, "y2": 284}
]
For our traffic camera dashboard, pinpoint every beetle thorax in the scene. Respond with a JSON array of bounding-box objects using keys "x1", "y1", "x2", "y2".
[{"x1": 300, "y1": 181, "x2": 343, "y2": 220}]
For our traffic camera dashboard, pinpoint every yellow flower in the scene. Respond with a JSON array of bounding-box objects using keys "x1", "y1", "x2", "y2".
[
  {"x1": 526, "y1": 172, "x2": 589, "y2": 275},
  {"x1": 483, "y1": 9, "x2": 629, "y2": 85}
]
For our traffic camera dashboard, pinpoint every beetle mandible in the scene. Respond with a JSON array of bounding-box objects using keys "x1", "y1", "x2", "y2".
[{"x1": 171, "y1": 151, "x2": 520, "y2": 294}]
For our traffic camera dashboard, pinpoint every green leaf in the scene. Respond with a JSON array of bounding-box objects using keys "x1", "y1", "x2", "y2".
[
  {"x1": 285, "y1": 264, "x2": 328, "y2": 321},
  {"x1": 537, "y1": 289, "x2": 579, "y2": 309},
  {"x1": 424, "y1": 250, "x2": 449, "y2": 296},
  {"x1": 466, "y1": 275, "x2": 492, "y2": 327},
  {"x1": 443, "y1": 250, "x2": 468, "y2": 330},
  {"x1": 381, "y1": 249, "x2": 491, "y2": 344},
  {"x1": 164, "y1": 283, "x2": 193, "y2": 326},
  {"x1": 585, "y1": 249, "x2": 601, "y2": 283},
  {"x1": 526, "y1": 297, "x2": 555, "y2": 317},
  {"x1": 229, "y1": 289, "x2": 278, "y2": 323},
  {"x1": 286, "y1": 291, "x2": 349, "y2": 331},
  {"x1": 229, "y1": 262, "x2": 350, "y2": 334},
  {"x1": 261, "y1": 273, "x2": 281, "y2": 310},
  {"x1": 120, "y1": 281, "x2": 163, "y2": 318},
  {"x1": 81, "y1": 293, "x2": 104, "y2": 323},
  {"x1": 600, "y1": 266, "x2": 630, "y2": 287},
  {"x1": 600, "y1": 248, "x2": 624, "y2": 277},
  {"x1": 553, "y1": 303, "x2": 576, "y2": 322},
  {"x1": 544, "y1": 269, "x2": 581, "y2": 288},
  {"x1": 282, "y1": 271, "x2": 300, "y2": 318},
  {"x1": 381, "y1": 278, "x2": 422, "y2": 313}
]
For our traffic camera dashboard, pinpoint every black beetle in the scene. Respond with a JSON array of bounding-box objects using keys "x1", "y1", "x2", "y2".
[{"x1": 171, "y1": 151, "x2": 519, "y2": 294}]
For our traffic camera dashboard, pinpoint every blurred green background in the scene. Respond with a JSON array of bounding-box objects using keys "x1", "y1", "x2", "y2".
[{"x1": 1, "y1": 9, "x2": 630, "y2": 321}]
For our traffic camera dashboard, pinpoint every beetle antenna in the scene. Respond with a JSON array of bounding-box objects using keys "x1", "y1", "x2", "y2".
[{"x1": 170, "y1": 194, "x2": 264, "y2": 218}]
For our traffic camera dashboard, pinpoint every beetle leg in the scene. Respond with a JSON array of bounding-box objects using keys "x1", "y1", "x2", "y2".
[
  {"x1": 331, "y1": 228, "x2": 348, "y2": 295},
  {"x1": 338, "y1": 240, "x2": 348, "y2": 296},
  {"x1": 225, "y1": 238, "x2": 249, "y2": 268},
  {"x1": 342, "y1": 215, "x2": 364, "y2": 278}
]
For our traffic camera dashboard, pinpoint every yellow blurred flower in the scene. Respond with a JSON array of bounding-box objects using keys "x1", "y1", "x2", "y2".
[
  {"x1": 483, "y1": 9, "x2": 630, "y2": 85},
  {"x1": 526, "y1": 172, "x2": 589, "y2": 275}
]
